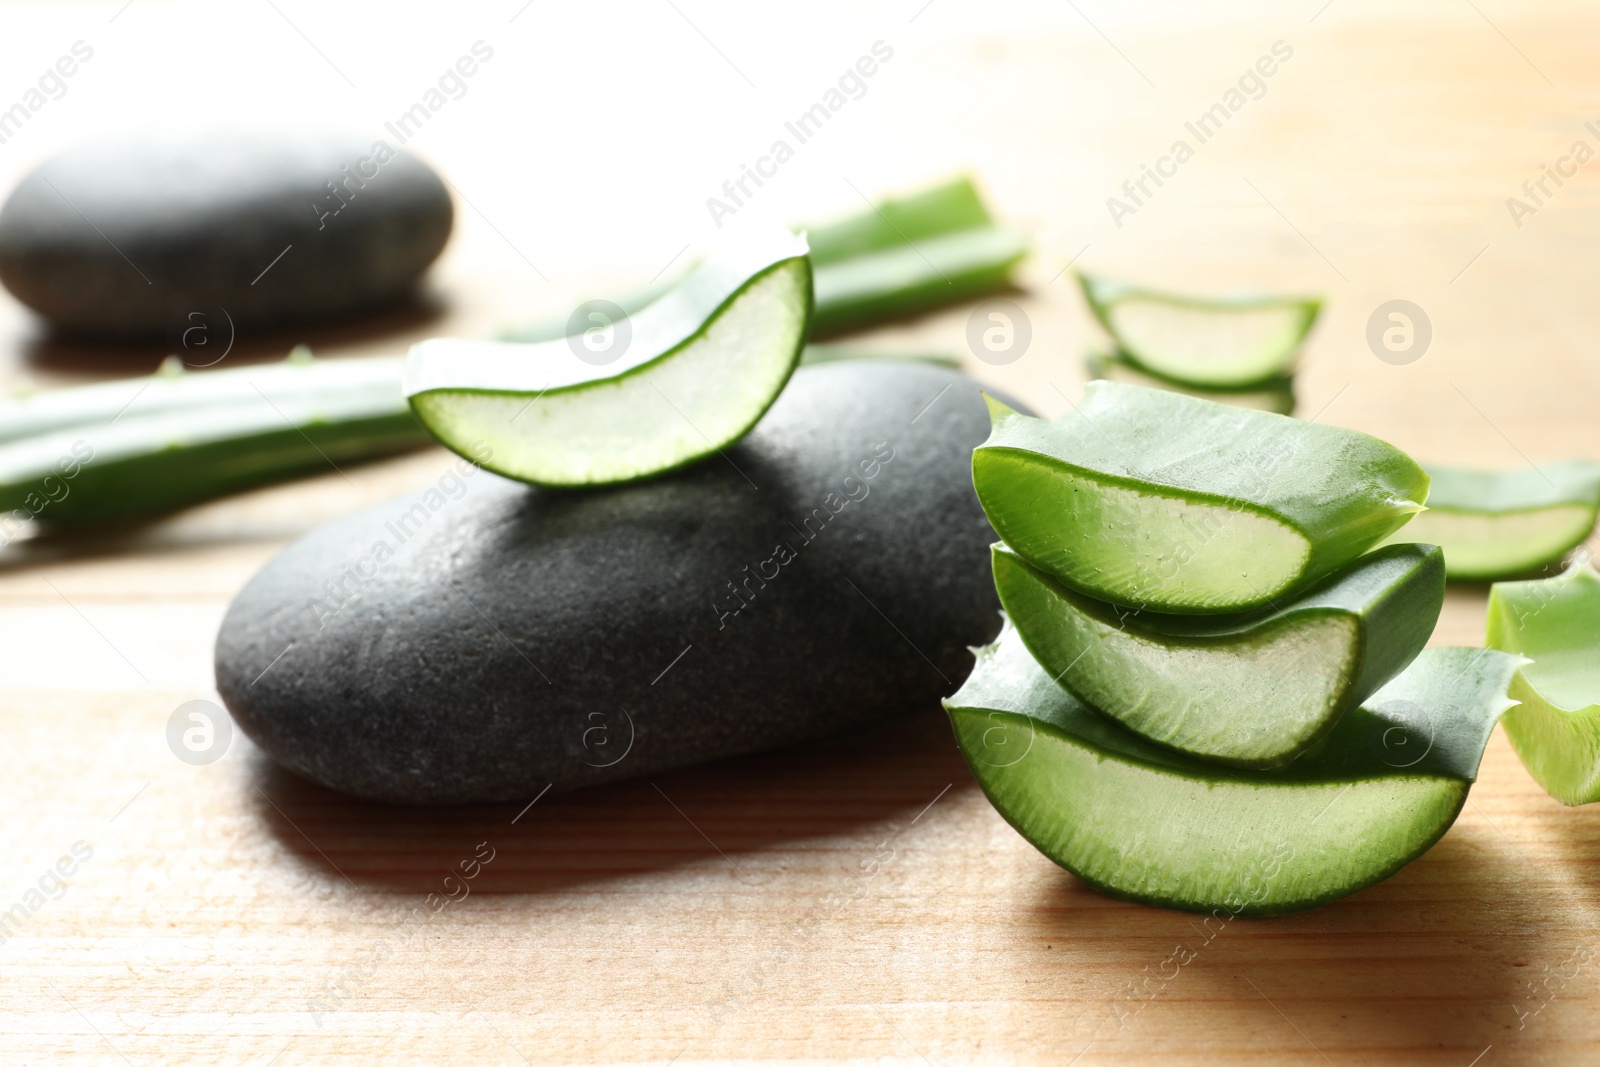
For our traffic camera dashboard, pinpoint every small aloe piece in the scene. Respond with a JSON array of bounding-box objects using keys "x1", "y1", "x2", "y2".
[
  {"x1": 1085, "y1": 350, "x2": 1295, "y2": 416},
  {"x1": 406, "y1": 227, "x2": 811, "y2": 488},
  {"x1": 972, "y1": 383, "x2": 1429, "y2": 614},
  {"x1": 992, "y1": 542, "x2": 1444, "y2": 768},
  {"x1": 1388, "y1": 461, "x2": 1600, "y2": 581},
  {"x1": 498, "y1": 177, "x2": 1027, "y2": 345},
  {"x1": 1487, "y1": 556, "x2": 1600, "y2": 804},
  {"x1": 1078, "y1": 272, "x2": 1320, "y2": 389},
  {"x1": 946, "y1": 623, "x2": 1521, "y2": 915}
]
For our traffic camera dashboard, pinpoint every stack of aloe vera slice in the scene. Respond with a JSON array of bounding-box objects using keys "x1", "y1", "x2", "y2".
[
  {"x1": 946, "y1": 383, "x2": 1523, "y2": 914},
  {"x1": 1077, "y1": 273, "x2": 1319, "y2": 416}
]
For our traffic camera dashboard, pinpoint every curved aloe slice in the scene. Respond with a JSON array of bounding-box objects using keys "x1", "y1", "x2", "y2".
[
  {"x1": 1487, "y1": 557, "x2": 1600, "y2": 804},
  {"x1": 973, "y1": 383, "x2": 1429, "y2": 614},
  {"x1": 405, "y1": 227, "x2": 811, "y2": 487},
  {"x1": 1085, "y1": 350, "x2": 1295, "y2": 416},
  {"x1": 946, "y1": 624, "x2": 1520, "y2": 914},
  {"x1": 993, "y1": 542, "x2": 1444, "y2": 767},
  {"x1": 1078, "y1": 272, "x2": 1320, "y2": 388},
  {"x1": 1389, "y1": 462, "x2": 1600, "y2": 581}
]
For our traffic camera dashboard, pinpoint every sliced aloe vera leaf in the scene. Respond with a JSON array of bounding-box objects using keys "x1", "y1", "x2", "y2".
[
  {"x1": 799, "y1": 344, "x2": 960, "y2": 367},
  {"x1": 946, "y1": 623, "x2": 1520, "y2": 914},
  {"x1": 1387, "y1": 461, "x2": 1600, "y2": 581},
  {"x1": 0, "y1": 347, "x2": 407, "y2": 446},
  {"x1": 498, "y1": 177, "x2": 1027, "y2": 345},
  {"x1": 972, "y1": 383, "x2": 1429, "y2": 614},
  {"x1": 808, "y1": 226, "x2": 1028, "y2": 337},
  {"x1": 1487, "y1": 557, "x2": 1600, "y2": 804},
  {"x1": 993, "y1": 542, "x2": 1444, "y2": 768},
  {"x1": 1077, "y1": 272, "x2": 1320, "y2": 388},
  {"x1": 405, "y1": 228, "x2": 812, "y2": 487},
  {"x1": 0, "y1": 378, "x2": 424, "y2": 526},
  {"x1": 1085, "y1": 350, "x2": 1295, "y2": 415}
]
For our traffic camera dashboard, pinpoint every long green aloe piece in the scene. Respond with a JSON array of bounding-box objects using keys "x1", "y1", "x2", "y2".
[
  {"x1": 1487, "y1": 557, "x2": 1600, "y2": 804},
  {"x1": 993, "y1": 542, "x2": 1444, "y2": 768},
  {"x1": 973, "y1": 383, "x2": 1429, "y2": 614},
  {"x1": 0, "y1": 353, "x2": 425, "y2": 526},
  {"x1": 406, "y1": 227, "x2": 811, "y2": 487},
  {"x1": 1085, "y1": 350, "x2": 1295, "y2": 416},
  {"x1": 499, "y1": 177, "x2": 1027, "y2": 345},
  {"x1": 1388, "y1": 461, "x2": 1600, "y2": 581},
  {"x1": 1078, "y1": 272, "x2": 1320, "y2": 388},
  {"x1": 947, "y1": 623, "x2": 1520, "y2": 914}
]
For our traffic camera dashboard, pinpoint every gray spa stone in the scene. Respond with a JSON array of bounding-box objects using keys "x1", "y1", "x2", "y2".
[
  {"x1": 0, "y1": 130, "x2": 451, "y2": 339},
  {"x1": 214, "y1": 361, "x2": 1007, "y2": 803}
]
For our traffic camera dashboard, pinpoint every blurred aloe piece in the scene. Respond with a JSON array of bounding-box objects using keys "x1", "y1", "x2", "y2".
[
  {"x1": 1078, "y1": 272, "x2": 1320, "y2": 389},
  {"x1": 1085, "y1": 350, "x2": 1295, "y2": 415},
  {"x1": 500, "y1": 176, "x2": 1028, "y2": 344},
  {"x1": 1387, "y1": 461, "x2": 1600, "y2": 580}
]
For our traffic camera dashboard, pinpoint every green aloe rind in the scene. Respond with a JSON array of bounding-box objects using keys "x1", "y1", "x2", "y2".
[
  {"x1": 405, "y1": 227, "x2": 812, "y2": 488},
  {"x1": 992, "y1": 541, "x2": 1445, "y2": 768},
  {"x1": 972, "y1": 383, "x2": 1429, "y2": 614},
  {"x1": 1392, "y1": 461, "x2": 1600, "y2": 581},
  {"x1": 945, "y1": 623, "x2": 1521, "y2": 915},
  {"x1": 1084, "y1": 350, "x2": 1295, "y2": 416},
  {"x1": 1077, "y1": 272, "x2": 1320, "y2": 389},
  {"x1": 1487, "y1": 556, "x2": 1600, "y2": 804}
]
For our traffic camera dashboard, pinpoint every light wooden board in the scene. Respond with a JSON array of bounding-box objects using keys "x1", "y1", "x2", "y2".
[{"x1": 2, "y1": 1, "x2": 1599, "y2": 1063}]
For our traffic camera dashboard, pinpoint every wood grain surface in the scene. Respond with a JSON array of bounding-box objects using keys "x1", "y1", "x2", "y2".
[{"x1": 2, "y1": 1, "x2": 1599, "y2": 1063}]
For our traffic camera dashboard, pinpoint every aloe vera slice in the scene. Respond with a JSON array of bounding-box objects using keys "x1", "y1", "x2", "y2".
[
  {"x1": 1085, "y1": 350, "x2": 1295, "y2": 416},
  {"x1": 405, "y1": 228, "x2": 811, "y2": 487},
  {"x1": 1388, "y1": 462, "x2": 1600, "y2": 581},
  {"x1": 973, "y1": 383, "x2": 1429, "y2": 614},
  {"x1": 1487, "y1": 557, "x2": 1600, "y2": 804},
  {"x1": 1078, "y1": 272, "x2": 1320, "y2": 389},
  {"x1": 947, "y1": 623, "x2": 1520, "y2": 914},
  {"x1": 993, "y1": 542, "x2": 1444, "y2": 768}
]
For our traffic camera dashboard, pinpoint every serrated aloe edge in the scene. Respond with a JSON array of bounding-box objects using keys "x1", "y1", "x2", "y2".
[
  {"x1": 1077, "y1": 271, "x2": 1320, "y2": 389},
  {"x1": 405, "y1": 226, "x2": 812, "y2": 488},
  {"x1": 972, "y1": 384, "x2": 1429, "y2": 614},
  {"x1": 992, "y1": 541, "x2": 1445, "y2": 768},
  {"x1": 1487, "y1": 556, "x2": 1600, "y2": 804},
  {"x1": 1389, "y1": 461, "x2": 1600, "y2": 580},
  {"x1": 945, "y1": 622, "x2": 1520, "y2": 915}
]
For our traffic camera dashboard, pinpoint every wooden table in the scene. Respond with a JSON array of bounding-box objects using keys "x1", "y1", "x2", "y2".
[{"x1": 2, "y1": 1, "x2": 1598, "y2": 1063}]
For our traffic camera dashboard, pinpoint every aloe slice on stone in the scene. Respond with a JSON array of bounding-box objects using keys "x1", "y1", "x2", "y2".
[
  {"x1": 972, "y1": 383, "x2": 1429, "y2": 614},
  {"x1": 992, "y1": 541, "x2": 1445, "y2": 768},
  {"x1": 405, "y1": 227, "x2": 811, "y2": 487},
  {"x1": 1085, "y1": 350, "x2": 1295, "y2": 416},
  {"x1": 1077, "y1": 272, "x2": 1320, "y2": 388},
  {"x1": 1387, "y1": 461, "x2": 1600, "y2": 581},
  {"x1": 1487, "y1": 557, "x2": 1600, "y2": 804},
  {"x1": 946, "y1": 623, "x2": 1520, "y2": 915}
]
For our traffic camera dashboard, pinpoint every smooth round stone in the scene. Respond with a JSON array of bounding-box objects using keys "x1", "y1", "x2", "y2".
[
  {"x1": 0, "y1": 130, "x2": 451, "y2": 339},
  {"x1": 215, "y1": 361, "x2": 1006, "y2": 804}
]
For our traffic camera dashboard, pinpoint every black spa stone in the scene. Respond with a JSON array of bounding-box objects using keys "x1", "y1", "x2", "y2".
[
  {"x1": 214, "y1": 361, "x2": 1010, "y2": 804},
  {"x1": 0, "y1": 130, "x2": 451, "y2": 340}
]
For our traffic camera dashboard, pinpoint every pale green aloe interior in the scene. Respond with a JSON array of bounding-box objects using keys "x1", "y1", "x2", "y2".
[
  {"x1": 1107, "y1": 299, "x2": 1311, "y2": 385},
  {"x1": 952, "y1": 709, "x2": 1464, "y2": 914},
  {"x1": 977, "y1": 449, "x2": 1311, "y2": 612},
  {"x1": 1399, "y1": 505, "x2": 1595, "y2": 579},
  {"x1": 410, "y1": 260, "x2": 808, "y2": 486}
]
